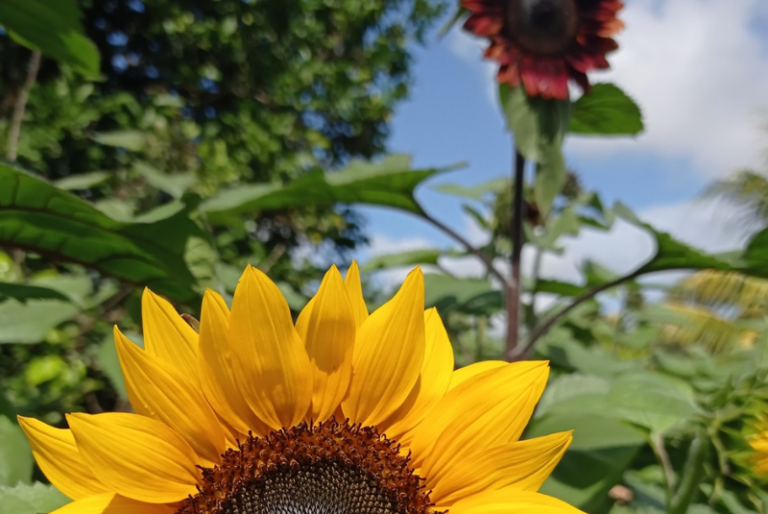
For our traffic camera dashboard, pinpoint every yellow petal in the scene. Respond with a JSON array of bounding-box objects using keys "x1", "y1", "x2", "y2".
[
  {"x1": 296, "y1": 265, "x2": 356, "y2": 422},
  {"x1": 448, "y1": 360, "x2": 506, "y2": 391},
  {"x1": 114, "y1": 327, "x2": 225, "y2": 465},
  {"x1": 409, "y1": 361, "x2": 549, "y2": 482},
  {"x1": 449, "y1": 488, "x2": 585, "y2": 514},
  {"x1": 50, "y1": 493, "x2": 174, "y2": 514},
  {"x1": 380, "y1": 308, "x2": 454, "y2": 440},
  {"x1": 17, "y1": 417, "x2": 109, "y2": 500},
  {"x1": 430, "y1": 431, "x2": 573, "y2": 506},
  {"x1": 342, "y1": 267, "x2": 425, "y2": 426},
  {"x1": 68, "y1": 413, "x2": 199, "y2": 504},
  {"x1": 141, "y1": 289, "x2": 198, "y2": 380},
  {"x1": 228, "y1": 266, "x2": 313, "y2": 429},
  {"x1": 198, "y1": 290, "x2": 270, "y2": 439},
  {"x1": 344, "y1": 261, "x2": 369, "y2": 328}
]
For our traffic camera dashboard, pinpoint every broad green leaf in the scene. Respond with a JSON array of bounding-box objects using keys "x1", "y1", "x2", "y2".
[
  {"x1": 424, "y1": 273, "x2": 503, "y2": 317},
  {"x1": 0, "y1": 482, "x2": 70, "y2": 514},
  {"x1": 741, "y1": 226, "x2": 768, "y2": 278},
  {"x1": 537, "y1": 335, "x2": 642, "y2": 377},
  {"x1": 0, "y1": 283, "x2": 69, "y2": 303},
  {"x1": 535, "y1": 374, "x2": 611, "y2": 418},
  {"x1": 134, "y1": 162, "x2": 196, "y2": 199},
  {"x1": 0, "y1": 0, "x2": 99, "y2": 78},
  {"x1": 527, "y1": 411, "x2": 645, "y2": 512},
  {"x1": 606, "y1": 371, "x2": 699, "y2": 433},
  {"x1": 361, "y1": 249, "x2": 444, "y2": 272},
  {"x1": 0, "y1": 416, "x2": 32, "y2": 487},
  {"x1": 570, "y1": 83, "x2": 644, "y2": 136},
  {"x1": 0, "y1": 164, "x2": 203, "y2": 302},
  {"x1": 499, "y1": 84, "x2": 569, "y2": 215},
  {"x1": 433, "y1": 178, "x2": 508, "y2": 201},
  {"x1": 93, "y1": 131, "x2": 146, "y2": 151},
  {"x1": 202, "y1": 155, "x2": 463, "y2": 221},
  {"x1": 53, "y1": 172, "x2": 110, "y2": 191},
  {"x1": 0, "y1": 299, "x2": 78, "y2": 344}
]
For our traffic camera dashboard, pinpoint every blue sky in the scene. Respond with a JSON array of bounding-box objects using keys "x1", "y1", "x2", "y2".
[{"x1": 357, "y1": 0, "x2": 768, "y2": 287}]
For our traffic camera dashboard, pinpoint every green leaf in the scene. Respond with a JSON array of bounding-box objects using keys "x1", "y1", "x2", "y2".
[
  {"x1": 0, "y1": 283, "x2": 70, "y2": 303},
  {"x1": 0, "y1": 298, "x2": 78, "y2": 344},
  {"x1": 424, "y1": 273, "x2": 503, "y2": 317},
  {"x1": 53, "y1": 172, "x2": 110, "y2": 191},
  {"x1": 92, "y1": 131, "x2": 146, "y2": 152},
  {"x1": 0, "y1": 0, "x2": 100, "y2": 78},
  {"x1": 0, "y1": 416, "x2": 32, "y2": 487},
  {"x1": 527, "y1": 411, "x2": 645, "y2": 512},
  {"x1": 202, "y1": 155, "x2": 463, "y2": 221},
  {"x1": 134, "y1": 162, "x2": 196, "y2": 199},
  {"x1": 570, "y1": 83, "x2": 644, "y2": 136},
  {"x1": 499, "y1": 85, "x2": 569, "y2": 215},
  {"x1": 0, "y1": 164, "x2": 203, "y2": 302},
  {"x1": 606, "y1": 371, "x2": 699, "y2": 433},
  {"x1": 361, "y1": 249, "x2": 444, "y2": 272},
  {"x1": 0, "y1": 482, "x2": 70, "y2": 514}
]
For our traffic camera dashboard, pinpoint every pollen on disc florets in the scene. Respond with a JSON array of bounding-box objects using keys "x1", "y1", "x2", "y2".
[{"x1": 178, "y1": 418, "x2": 437, "y2": 514}]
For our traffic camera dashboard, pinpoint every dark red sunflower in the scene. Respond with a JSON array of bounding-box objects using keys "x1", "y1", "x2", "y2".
[{"x1": 462, "y1": 0, "x2": 624, "y2": 99}]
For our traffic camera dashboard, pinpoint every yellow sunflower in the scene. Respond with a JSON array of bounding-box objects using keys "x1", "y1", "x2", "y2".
[
  {"x1": 750, "y1": 425, "x2": 768, "y2": 475},
  {"x1": 19, "y1": 263, "x2": 578, "y2": 514}
]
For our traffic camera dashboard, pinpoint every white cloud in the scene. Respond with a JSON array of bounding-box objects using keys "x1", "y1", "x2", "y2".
[{"x1": 449, "y1": 0, "x2": 768, "y2": 177}]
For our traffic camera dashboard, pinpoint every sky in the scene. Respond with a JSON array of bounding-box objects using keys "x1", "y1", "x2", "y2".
[{"x1": 356, "y1": 0, "x2": 768, "y2": 291}]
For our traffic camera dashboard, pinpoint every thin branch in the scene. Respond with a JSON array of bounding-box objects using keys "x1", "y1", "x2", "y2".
[
  {"x1": 7, "y1": 51, "x2": 41, "y2": 162},
  {"x1": 651, "y1": 433, "x2": 676, "y2": 499},
  {"x1": 517, "y1": 271, "x2": 641, "y2": 359},
  {"x1": 419, "y1": 210, "x2": 509, "y2": 288},
  {"x1": 505, "y1": 149, "x2": 526, "y2": 359}
]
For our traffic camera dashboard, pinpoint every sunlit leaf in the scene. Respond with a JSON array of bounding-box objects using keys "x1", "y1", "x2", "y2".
[
  {"x1": 0, "y1": 482, "x2": 69, "y2": 514},
  {"x1": 53, "y1": 172, "x2": 110, "y2": 191},
  {"x1": 570, "y1": 83, "x2": 644, "y2": 136},
  {"x1": 92, "y1": 131, "x2": 146, "y2": 151},
  {"x1": 424, "y1": 273, "x2": 503, "y2": 317}
]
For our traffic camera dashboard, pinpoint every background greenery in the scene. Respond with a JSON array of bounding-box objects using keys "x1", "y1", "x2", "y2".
[{"x1": 0, "y1": 1, "x2": 767, "y2": 514}]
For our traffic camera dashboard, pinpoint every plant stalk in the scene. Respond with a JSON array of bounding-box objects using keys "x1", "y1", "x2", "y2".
[
  {"x1": 505, "y1": 149, "x2": 526, "y2": 359},
  {"x1": 669, "y1": 429, "x2": 709, "y2": 514},
  {"x1": 7, "y1": 50, "x2": 41, "y2": 162}
]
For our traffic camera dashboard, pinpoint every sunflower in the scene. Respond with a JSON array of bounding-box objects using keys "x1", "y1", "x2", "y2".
[
  {"x1": 19, "y1": 264, "x2": 579, "y2": 514},
  {"x1": 750, "y1": 425, "x2": 768, "y2": 475},
  {"x1": 462, "y1": 0, "x2": 624, "y2": 99}
]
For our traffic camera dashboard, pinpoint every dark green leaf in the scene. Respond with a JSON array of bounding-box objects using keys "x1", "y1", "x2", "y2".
[
  {"x1": 0, "y1": 416, "x2": 32, "y2": 487},
  {"x1": 361, "y1": 249, "x2": 444, "y2": 272},
  {"x1": 0, "y1": 163, "x2": 203, "y2": 302},
  {"x1": 570, "y1": 83, "x2": 644, "y2": 136},
  {"x1": 0, "y1": 283, "x2": 70, "y2": 303},
  {"x1": 202, "y1": 155, "x2": 463, "y2": 221},
  {"x1": 0, "y1": 0, "x2": 99, "y2": 78},
  {"x1": 0, "y1": 482, "x2": 69, "y2": 514}
]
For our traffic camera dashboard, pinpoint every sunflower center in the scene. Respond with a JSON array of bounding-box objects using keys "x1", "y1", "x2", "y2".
[
  {"x1": 177, "y1": 418, "x2": 436, "y2": 514},
  {"x1": 504, "y1": 0, "x2": 580, "y2": 55}
]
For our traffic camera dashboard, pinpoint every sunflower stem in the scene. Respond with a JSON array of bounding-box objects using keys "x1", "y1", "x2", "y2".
[{"x1": 505, "y1": 148, "x2": 526, "y2": 359}]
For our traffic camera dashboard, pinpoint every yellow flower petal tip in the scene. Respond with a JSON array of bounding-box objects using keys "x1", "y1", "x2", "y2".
[{"x1": 19, "y1": 265, "x2": 577, "y2": 514}]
